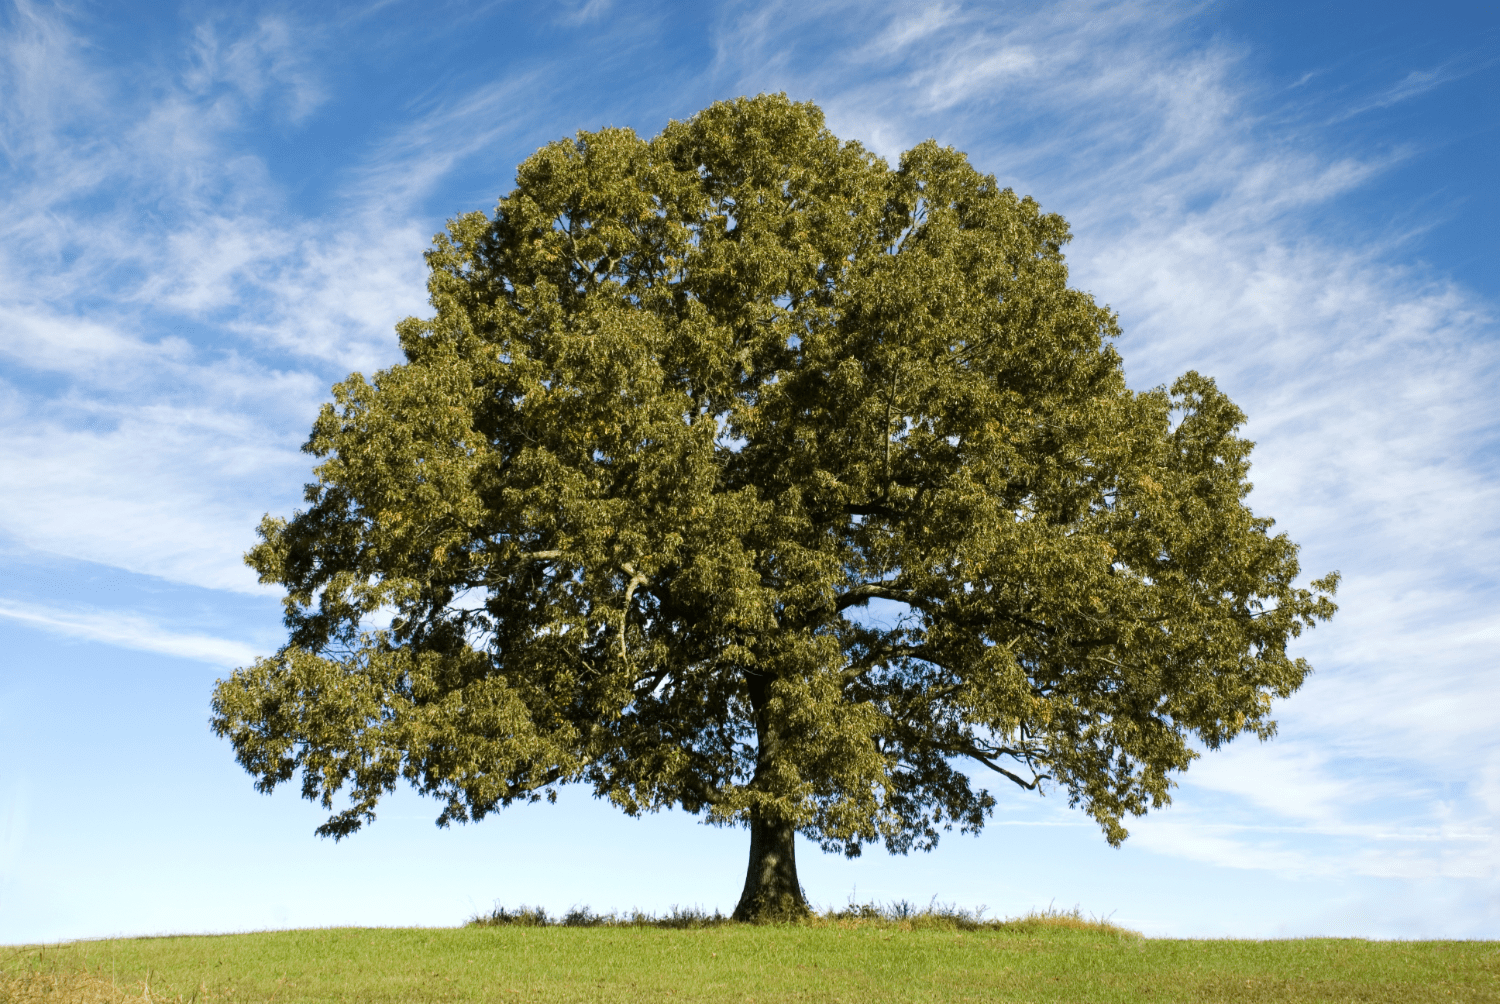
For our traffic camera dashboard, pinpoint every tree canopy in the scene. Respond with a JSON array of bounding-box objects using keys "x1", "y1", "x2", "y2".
[{"x1": 211, "y1": 94, "x2": 1337, "y2": 920}]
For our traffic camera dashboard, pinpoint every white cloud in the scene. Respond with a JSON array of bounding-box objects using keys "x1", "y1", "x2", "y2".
[
  {"x1": 554, "y1": 0, "x2": 613, "y2": 26},
  {"x1": 1329, "y1": 57, "x2": 1490, "y2": 124},
  {"x1": 183, "y1": 16, "x2": 327, "y2": 124},
  {"x1": 0, "y1": 598, "x2": 260, "y2": 666},
  {"x1": 862, "y1": 3, "x2": 961, "y2": 59},
  {"x1": 1132, "y1": 812, "x2": 1499, "y2": 881},
  {"x1": 0, "y1": 5, "x2": 504, "y2": 587},
  {"x1": 352, "y1": 74, "x2": 543, "y2": 206}
]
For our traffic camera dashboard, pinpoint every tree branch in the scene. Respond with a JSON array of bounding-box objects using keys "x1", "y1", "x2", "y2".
[
  {"x1": 620, "y1": 562, "x2": 649, "y2": 660},
  {"x1": 632, "y1": 666, "x2": 672, "y2": 696},
  {"x1": 845, "y1": 502, "x2": 904, "y2": 519},
  {"x1": 958, "y1": 746, "x2": 1050, "y2": 791},
  {"x1": 840, "y1": 641, "x2": 963, "y2": 683},
  {"x1": 834, "y1": 582, "x2": 919, "y2": 612},
  {"x1": 682, "y1": 770, "x2": 725, "y2": 806}
]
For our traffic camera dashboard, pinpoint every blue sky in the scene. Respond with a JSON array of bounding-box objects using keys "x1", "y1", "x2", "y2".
[{"x1": 1, "y1": 0, "x2": 1496, "y2": 943}]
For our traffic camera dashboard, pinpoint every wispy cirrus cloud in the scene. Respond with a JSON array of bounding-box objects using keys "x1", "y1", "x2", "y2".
[
  {"x1": 0, "y1": 4, "x2": 485, "y2": 589},
  {"x1": 0, "y1": 598, "x2": 259, "y2": 666},
  {"x1": 181, "y1": 15, "x2": 328, "y2": 124},
  {"x1": 0, "y1": 0, "x2": 662, "y2": 602},
  {"x1": 1328, "y1": 52, "x2": 1498, "y2": 124},
  {"x1": 554, "y1": 0, "x2": 613, "y2": 26}
]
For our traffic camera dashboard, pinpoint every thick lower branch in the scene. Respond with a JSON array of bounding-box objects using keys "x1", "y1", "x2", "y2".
[{"x1": 682, "y1": 771, "x2": 725, "y2": 807}]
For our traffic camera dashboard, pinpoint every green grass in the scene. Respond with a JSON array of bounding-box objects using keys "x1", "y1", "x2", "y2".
[{"x1": 5, "y1": 914, "x2": 1498, "y2": 1003}]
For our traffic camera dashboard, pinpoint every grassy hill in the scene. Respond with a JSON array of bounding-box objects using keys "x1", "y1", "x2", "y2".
[{"x1": 4, "y1": 911, "x2": 1497, "y2": 1003}]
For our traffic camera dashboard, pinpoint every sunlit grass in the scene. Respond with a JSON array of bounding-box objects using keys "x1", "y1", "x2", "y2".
[{"x1": 4, "y1": 908, "x2": 1497, "y2": 1002}]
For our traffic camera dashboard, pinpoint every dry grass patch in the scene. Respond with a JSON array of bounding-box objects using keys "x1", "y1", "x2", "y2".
[
  {"x1": 0, "y1": 967, "x2": 136, "y2": 1003},
  {"x1": 0, "y1": 959, "x2": 184, "y2": 1003}
]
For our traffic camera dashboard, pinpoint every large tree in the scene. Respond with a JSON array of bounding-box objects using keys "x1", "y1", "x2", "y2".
[{"x1": 212, "y1": 95, "x2": 1337, "y2": 921}]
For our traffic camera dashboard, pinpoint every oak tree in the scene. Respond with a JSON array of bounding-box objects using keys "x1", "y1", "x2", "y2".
[{"x1": 211, "y1": 95, "x2": 1338, "y2": 921}]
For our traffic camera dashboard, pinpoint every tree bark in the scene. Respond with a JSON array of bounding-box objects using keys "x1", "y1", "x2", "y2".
[
  {"x1": 732, "y1": 669, "x2": 811, "y2": 922},
  {"x1": 732, "y1": 810, "x2": 810, "y2": 921}
]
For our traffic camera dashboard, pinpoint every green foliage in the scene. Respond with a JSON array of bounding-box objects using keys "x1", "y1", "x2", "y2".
[{"x1": 211, "y1": 94, "x2": 1337, "y2": 856}]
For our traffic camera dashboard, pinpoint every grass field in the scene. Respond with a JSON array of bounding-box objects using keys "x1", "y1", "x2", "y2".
[{"x1": 4, "y1": 912, "x2": 1498, "y2": 1003}]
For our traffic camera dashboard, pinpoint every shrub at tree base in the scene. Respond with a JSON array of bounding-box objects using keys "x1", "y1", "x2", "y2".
[
  {"x1": 211, "y1": 93, "x2": 1338, "y2": 920},
  {"x1": 465, "y1": 902, "x2": 1139, "y2": 938}
]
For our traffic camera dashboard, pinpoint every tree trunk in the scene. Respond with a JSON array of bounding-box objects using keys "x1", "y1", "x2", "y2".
[
  {"x1": 732, "y1": 810, "x2": 810, "y2": 921},
  {"x1": 733, "y1": 669, "x2": 811, "y2": 922}
]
